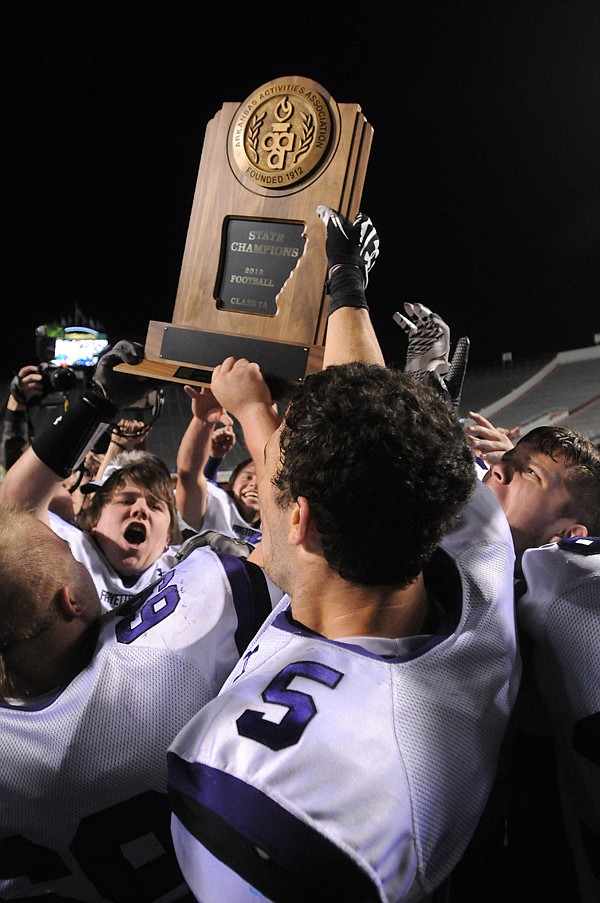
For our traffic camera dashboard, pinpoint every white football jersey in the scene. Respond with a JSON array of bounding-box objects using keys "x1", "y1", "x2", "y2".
[
  {"x1": 49, "y1": 511, "x2": 180, "y2": 610},
  {"x1": 475, "y1": 458, "x2": 489, "y2": 480},
  {"x1": 168, "y1": 481, "x2": 520, "y2": 902},
  {"x1": 519, "y1": 537, "x2": 600, "y2": 903},
  {"x1": 201, "y1": 481, "x2": 262, "y2": 545},
  {"x1": 0, "y1": 547, "x2": 273, "y2": 902}
]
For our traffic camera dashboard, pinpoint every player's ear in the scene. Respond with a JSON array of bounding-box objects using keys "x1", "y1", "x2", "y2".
[
  {"x1": 56, "y1": 585, "x2": 82, "y2": 620},
  {"x1": 288, "y1": 496, "x2": 312, "y2": 546},
  {"x1": 548, "y1": 522, "x2": 589, "y2": 544}
]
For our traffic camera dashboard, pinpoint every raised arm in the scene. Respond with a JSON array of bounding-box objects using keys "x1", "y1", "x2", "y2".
[
  {"x1": 202, "y1": 424, "x2": 236, "y2": 484},
  {"x1": 316, "y1": 205, "x2": 385, "y2": 368},
  {"x1": 175, "y1": 386, "x2": 232, "y2": 532},
  {"x1": 209, "y1": 206, "x2": 383, "y2": 475},
  {"x1": 210, "y1": 358, "x2": 282, "y2": 486},
  {"x1": 0, "y1": 364, "x2": 43, "y2": 473}
]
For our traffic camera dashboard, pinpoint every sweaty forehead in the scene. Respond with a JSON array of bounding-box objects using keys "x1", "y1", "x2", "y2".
[
  {"x1": 111, "y1": 477, "x2": 165, "y2": 501},
  {"x1": 514, "y1": 442, "x2": 567, "y2": 477},
  {"x1": 112, "y1": 476, "x2": 145, "y2": 493}
]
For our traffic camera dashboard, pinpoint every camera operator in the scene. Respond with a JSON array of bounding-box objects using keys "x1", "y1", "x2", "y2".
[
  {"x1": 1, "y1": 355, "x2": 85, "y2": 471},
  {"x1": 0, "y1": 364, "x2": 45, "y2": 475}
]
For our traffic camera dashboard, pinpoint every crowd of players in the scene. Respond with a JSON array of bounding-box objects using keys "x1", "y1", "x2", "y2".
[{"x1": 0, "y1": 205, "x2": 598, "y2": 902}]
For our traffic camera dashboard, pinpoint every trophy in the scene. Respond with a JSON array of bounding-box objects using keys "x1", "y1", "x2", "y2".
[{"x1": 118, "y1": 76, "x2": 373, "y2": 398}]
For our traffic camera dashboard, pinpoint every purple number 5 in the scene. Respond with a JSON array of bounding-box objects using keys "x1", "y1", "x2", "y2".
[{"x1": 236, "y1": 660, "x2": 343, "y2": 751}]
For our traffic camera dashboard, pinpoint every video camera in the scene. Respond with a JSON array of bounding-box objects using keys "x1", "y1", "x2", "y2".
[{"x1": 34, "y1": 324, "x2": 109, "y2": 403}]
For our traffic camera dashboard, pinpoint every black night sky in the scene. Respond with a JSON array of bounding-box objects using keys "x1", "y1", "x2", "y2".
[{"x1": 5, "y1": 2, "x2": 600, "y2": 377}]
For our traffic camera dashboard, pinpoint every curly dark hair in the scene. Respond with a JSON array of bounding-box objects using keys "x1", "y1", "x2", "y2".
[
  {"x1": 516, "y1": 426, "x2": 600, "y2": 534},
  {"x1": 273, "y1": 362, "x2": 475, "y2": 587},
  {"x1": 78, "y1": 454, "x2": 181, "y2": 543}
]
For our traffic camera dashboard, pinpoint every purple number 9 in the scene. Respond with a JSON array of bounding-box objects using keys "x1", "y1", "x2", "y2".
[{"x1": 116, "y1": 572, "x2": 180, "y2": 644}]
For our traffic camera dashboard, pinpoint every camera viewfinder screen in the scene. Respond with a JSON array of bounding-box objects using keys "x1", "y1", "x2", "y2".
[{"x1": 51, "y1": 337, "x2": 109, "y2": 367}]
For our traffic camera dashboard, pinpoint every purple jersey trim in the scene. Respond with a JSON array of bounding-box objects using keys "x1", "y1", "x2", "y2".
[
  {"x1": 270, "y1": 609, "x2": 450, "y2": 661},
  {"x1": 168, "y1": 755, "x2": 380, "y2": 901},
  {"x1": 216, "y1": 553, "x2": 271, "y2": 655},
  {"x1": 271, "y1": 606, "x2": 461, "y2": 665},
  {"x1": 269, "y1": 547, "x2": 463, "y2": 662},
  {"x1": 558, "y1": 535, "x2": 600, "y2": 555}
]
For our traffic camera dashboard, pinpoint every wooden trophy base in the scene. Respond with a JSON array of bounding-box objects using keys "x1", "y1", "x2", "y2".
[{"x1": 123, "y1": 320, "x2": 324, "y2": 401}]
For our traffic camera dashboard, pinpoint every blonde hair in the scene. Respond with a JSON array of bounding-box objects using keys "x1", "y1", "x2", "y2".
[{"x1": 0, "y1": 506, "x2": 73, "y2": 647}]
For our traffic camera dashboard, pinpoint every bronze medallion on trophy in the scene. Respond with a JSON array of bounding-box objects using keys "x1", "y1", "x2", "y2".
[{"x1": 228, "y1": 81, "x2": 335, "y2": 195}]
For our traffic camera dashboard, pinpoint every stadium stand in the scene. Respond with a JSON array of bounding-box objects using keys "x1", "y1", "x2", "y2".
[
  {"x1": 468, "y1": 346, "x2": 600, "y2": 443},
  {"x1": 460, "y1": 353, "x2": 556, "y2": 416}
]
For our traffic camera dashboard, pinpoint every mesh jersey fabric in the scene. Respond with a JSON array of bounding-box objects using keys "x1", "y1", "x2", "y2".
[
  {"x1": 0, "y1": 546, "x2": 271, "y2": 902},
  {"x1": 168, "y1": 480, "x2": 520, "y2": 902},
  {"x1": 519, "y1": 539, "x2": 600, "y2": 903}
]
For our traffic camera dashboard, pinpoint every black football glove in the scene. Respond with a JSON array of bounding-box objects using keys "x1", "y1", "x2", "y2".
[
  {"x1": 317, "y1": 205, "x2": 380, "y2": 287},
  {"x1": 8, "y1": 374, "x2": 27, "y2": 405},
  {"x1": 89, "y1": 340, "x2": 163, "y2": 412},
  {"x1": 442, "y1": 334, "x2": 470, "y2": 410},
  {"x1": 30, "y1": 340, "x2": 164, "y2": 479}
]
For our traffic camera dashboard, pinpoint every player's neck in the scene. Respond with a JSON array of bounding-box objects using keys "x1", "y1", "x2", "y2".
[
  {"x1": 0, "y1": 622, "x2": 94, "y2": 702},
  {"x1": 290, "y1": 571, "x2": 430, "y2": 641},
  {"x1": 235, "y1": 500, "x2": 260, "y2": 525}
]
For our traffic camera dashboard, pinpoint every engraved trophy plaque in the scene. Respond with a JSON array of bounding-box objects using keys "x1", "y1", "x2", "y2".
[{"x1": 119, "y1": 76, "x2": 373, "y2": 397}]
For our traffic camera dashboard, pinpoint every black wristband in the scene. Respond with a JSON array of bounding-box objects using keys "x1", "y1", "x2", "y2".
[
  {"x1": 30, "y1": 395, "x2": 115, "y2": 478},
  {"x1": 327, "y1": 266, "x2": 369, "y2": 316},
  {"x1": 84, "y1": 384, "x2": 120, "y2": 421},
  {"x1": 4, "y1": 408, "x2": 26, "y2": 423},
  {"x1": 9, "y1": 375, "x2": 26, "y2": 406},
  {"x1": 203, "y1": 454, "x2": 223, "y2": 484}
]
